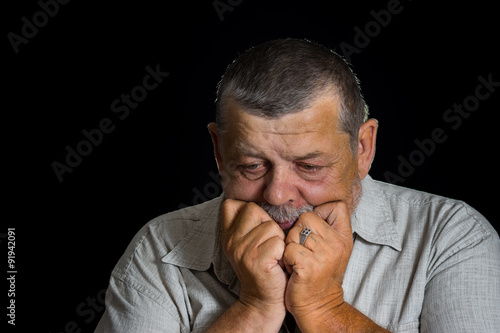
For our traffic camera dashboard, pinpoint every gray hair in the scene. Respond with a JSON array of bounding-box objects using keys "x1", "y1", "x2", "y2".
[{"x1": 215, "y1": 38, "x2": 369, "y2": 154}]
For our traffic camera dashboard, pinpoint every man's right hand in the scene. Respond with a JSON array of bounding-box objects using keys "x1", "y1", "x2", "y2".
[{"x1": 220, "y1": 199, "x2": 288, "y2": 329}]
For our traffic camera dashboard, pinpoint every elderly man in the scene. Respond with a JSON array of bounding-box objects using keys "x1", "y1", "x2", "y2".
[{"x1": 95, "y1": 39, "x2": 500, "y2": 332}]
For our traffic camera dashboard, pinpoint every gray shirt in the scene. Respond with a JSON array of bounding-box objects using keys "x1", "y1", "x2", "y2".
[{"x1": 95, "y1": 175, "x2": 500, "y2": 332}]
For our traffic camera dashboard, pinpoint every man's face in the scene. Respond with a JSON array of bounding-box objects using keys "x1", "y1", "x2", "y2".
[{"x1": 211, "y1": 93, "x2": 364, "y2": 231}]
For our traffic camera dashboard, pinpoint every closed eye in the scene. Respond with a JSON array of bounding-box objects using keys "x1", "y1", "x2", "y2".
[{"x1": 297, "y1": 163, "x2": 322, "y2": 172}]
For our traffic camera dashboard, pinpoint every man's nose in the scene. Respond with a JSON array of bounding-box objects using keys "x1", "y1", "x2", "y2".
[{"x1": 262, "y1": 167, "x2": 299, "y2": 206}]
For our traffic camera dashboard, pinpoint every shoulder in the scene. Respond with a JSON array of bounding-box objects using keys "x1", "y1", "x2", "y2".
[
  {"x1": 373, "y1": 177, "x2": 488, "y2": 225},
  {"x1": 97, "y1": 197, "x2": 224, "y2": 332},
  {"x1": 112, "y1": 196, "x2": 222, "y2": 277},
  {"x1": 371, "y1": 177, "x2": 499, "y2": 253}
]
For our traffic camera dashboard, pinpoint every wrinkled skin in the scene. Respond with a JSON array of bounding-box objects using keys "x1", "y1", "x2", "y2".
[{"x1": 207, "y1": 91, "x2": 380, "y2": 331}]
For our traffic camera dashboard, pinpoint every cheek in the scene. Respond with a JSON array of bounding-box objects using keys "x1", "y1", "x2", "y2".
[
  {"x1": 221, "y1": 159, "x2": 358, "y2": 205},
  {"x1": 222, "y1": 176, "x2": 266, "y2": 201},
  {"x1": 297, "y1": 178, "x2": 342, "y2": 206},
  {"x1": 298, "y1": 166, "x2": 357, "y2": 205}
]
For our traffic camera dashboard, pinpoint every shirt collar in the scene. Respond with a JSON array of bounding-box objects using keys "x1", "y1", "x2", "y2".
[
  {"x1": 161, "y1": 195, "x2": 240, "y2": 292},
  {"x1": 352, "y1": 175, "x2": 402, "y2": 251},
  {"x1": 212, "y1": 208, "x2": 240, "y2": 293},
  {"x1": 162, "y1": 175, "x2": 401, "y2": 286},
  {"x1": 161, "y1": 196, "x2": 222, "y2": 271}
]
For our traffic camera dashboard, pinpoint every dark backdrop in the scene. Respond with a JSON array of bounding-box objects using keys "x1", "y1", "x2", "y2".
[{"x1": 5, "y1": 0, "x2": 499, "y2": 332}]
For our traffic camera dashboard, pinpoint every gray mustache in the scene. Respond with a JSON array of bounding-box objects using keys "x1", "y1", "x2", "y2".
[{"x1": 258, "y1": 202, "x2": 314, "y2": 223}]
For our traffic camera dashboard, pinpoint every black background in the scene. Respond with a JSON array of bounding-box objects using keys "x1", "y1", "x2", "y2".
[{"x1": 4, "y1": 0, "x2": 499, "y2": 331}]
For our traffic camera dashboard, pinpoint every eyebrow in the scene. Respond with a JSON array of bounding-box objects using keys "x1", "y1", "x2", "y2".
[
  {"x1": 292, "y1": 151, "x2": 324, "y2": 160},
  {"x1": 234, "y1": 144, "x2": 265, "y2": 159},
  {"x1": 235, "y1": 143, "x2": 325, "y2": 161}
]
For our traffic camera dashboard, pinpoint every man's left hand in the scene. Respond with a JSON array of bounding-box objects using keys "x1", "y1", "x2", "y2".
[{"x1": 283, "y1": 201, "x2": 354, "y2": 326}]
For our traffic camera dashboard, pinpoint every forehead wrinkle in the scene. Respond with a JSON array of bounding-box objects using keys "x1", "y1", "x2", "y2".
[
  {"x1": 260, "y1": 127, "x2": 318, "y2": 136},
  {"x1": 234, "y1": 140, "x2": 266, "y2": 159},
  {"x1": 292, "y1": 151, "x2": 324, "y2": 160},
  {"x1": 234, "y1": 138, "x2": 327, "y2": 162}
]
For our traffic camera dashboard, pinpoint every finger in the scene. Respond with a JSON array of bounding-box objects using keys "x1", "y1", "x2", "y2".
[
  {"x1": 246, "y1": 220, "x2": 286, "y2": 252},
  {"x1": 221, "y1": 199, "x2": 248, "y2": 231},
  {"x1": 286, "y1": 211, "x2": 326, "y2": 245},
  {"x1": 283, "y1": 242, "x2": 311, "y2": 274},
  {"x1": 313, "y1": 201, "x2": 338, "y2": 226},
  {"x1": 235, "y1": 225, "x2": 285, "y2": 271},
  {"x1": 257, "y1": 234, "x2": 286, "y2": 265},
  {"x1": 313, "y1": 201, "x2": 352, "y2": 237},
  {"x1": 222, "y1": 200, "x2": 273, "y2": 238},
  {"x1": 285, "y1": 222, "x2": 323, "y2": 255}
]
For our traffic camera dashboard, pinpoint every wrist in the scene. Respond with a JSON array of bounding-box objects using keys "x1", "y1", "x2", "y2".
[
  {"x1": 235, "y1": 299, "x2": 286, "y2": 332},
  {"x1": 296, "y1": 300, "x2": 347, "y2": 333},
  {"x1": 289, "y1": 287, "x2": 344, "y2": 323},
  {"x1": 206, "y1": 299, "x2": 286, "y2": 333},
  {"x1": 291, "y1": 295, "x2": 345, "y2": 332},
  {"x1": 295, "y1": 301, "x2": 390, "y2": 333}
]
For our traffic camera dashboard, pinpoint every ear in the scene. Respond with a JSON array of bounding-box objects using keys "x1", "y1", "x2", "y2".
[
  {"x1": 207, "y1": 122, "x2": 224, "y2": 173},
  {"x1": 356, "y1": 118, "x2": 378, "y2": 180}
]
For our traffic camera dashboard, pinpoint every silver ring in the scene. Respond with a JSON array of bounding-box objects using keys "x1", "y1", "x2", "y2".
[{"x1": 299, "y1": 228, "x2": 312, "y2": 245}]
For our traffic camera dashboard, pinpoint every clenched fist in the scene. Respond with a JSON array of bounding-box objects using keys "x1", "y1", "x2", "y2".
[
  {"x1": 220, "y1": 199, "x2": 355, "y2": 332},
  {"x1": 284, "y1": 201, "x2": 353, "y2": 327},
  {"x1": 220, "y1": 199, "x2": 288, "y2": 329}
]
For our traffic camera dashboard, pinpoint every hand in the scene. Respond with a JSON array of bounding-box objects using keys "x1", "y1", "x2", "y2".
[
  {"x1": 220, "y1": 199, "x2": 288, "y2": 325},
  {"x1": 283, "y1": 201, "x2": 353, "y2": 325}
]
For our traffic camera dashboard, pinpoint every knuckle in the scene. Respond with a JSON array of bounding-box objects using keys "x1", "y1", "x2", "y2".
[
  {"x1": 332, "y1": 239, "x2": 349, "y2": 253},
  {"x1": 300, "y1": 211, "x2": 317, "y2": 219},
  {"x1": 261, "y1": 219, "x2": 279, "y2": 229},
  {"x1": 221, "y1": 198, "x2": 236, "y2": 212},
  {"x1": 222, "y1": 198, "x2": 247, "y2": 215},
  {"x1": 234, "y1": 244, "x2": 248, "y2": 261},
  {"x1": 263, "y1": 220, "x2": 286, "y2": 238},
  {"x1": 222, "y1": 236, "x2": 236, "y2": 255},
  {"x1": 244, "y1": 201, "x2": 264, "y2": 215},
  {"x1": 296, "y1": 211, "x2": 321, "y2": 227},
  {"x1": 268, "y1": 235, "x2": 286, "y2": 250}
]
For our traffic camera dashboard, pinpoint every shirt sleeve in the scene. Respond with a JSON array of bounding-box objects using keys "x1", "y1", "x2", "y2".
[
  {"x1": 420, "y1": 206, "x2": 500, "y2": 332},
  {"x1": 94, "y1": 276, "x2": 186, "y2": 333}
]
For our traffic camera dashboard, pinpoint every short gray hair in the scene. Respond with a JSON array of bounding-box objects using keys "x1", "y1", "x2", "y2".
[{"x1": 215, "y1": 38, "x2": 369, "y2": 154}]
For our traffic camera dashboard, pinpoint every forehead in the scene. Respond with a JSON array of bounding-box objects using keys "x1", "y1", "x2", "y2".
[{"x1": 222, "y1": 94, "x2": 349, "y2": 157}]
